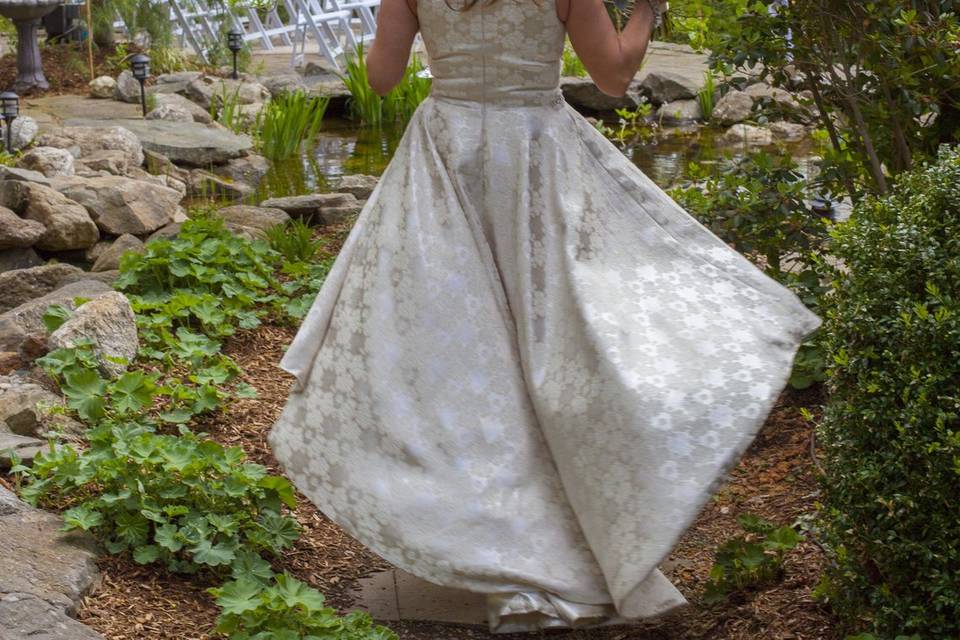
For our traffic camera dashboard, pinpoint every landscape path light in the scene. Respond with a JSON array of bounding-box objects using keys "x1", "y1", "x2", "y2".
[
  {"x1": 228, "y1": 28, "x2": 244, "y2": 80},
  {"x1": 0, "y1": 91, "x2": 19, "y2": 154},
  {"x1": 131, "y1": 53, "x2": 150, "y2": 117}
]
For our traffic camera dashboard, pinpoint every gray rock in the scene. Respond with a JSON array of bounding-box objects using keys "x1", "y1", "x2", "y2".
[
  {"x1": 74, "y1": 149, "x2": 129, "y2": 176},
  {"x1": 0, "y1": 248, "x2": 42, "y2": 272},
  {"x1": 768, "y1": 121, "x2": 809, "y2": 142},
  {"x1": 185, "y1": 76, "x2": 269, "y2": 111},
  {"x1": 37, "y1": 126, "x2": 144, "y2": 169},
  {"x1": 211, "y1": 154, "x2": 269, "y2": 188},
  {"x1": 152, "y1": 92, "x2": 213, "y2": 124},
  {"x1": 188, "y1": 169, "x2": 253, "y2": 201},
  {"x1": 49, "y1": 292, "x2": 138, "y2": 378},
  {"x1": 84, "y1": 240, "x2": 111, "y2": 264},
  {"x1": 0, "y1": 486, "x2": 102, "y2": 638},
  {"x1": 88, "y1": 75, "x2": 117, "y2": 99},
  {"x1": 52, "y1": 175, "x2": 181, "y2": 236},
  {"x1": 151, "y1": 71, "x2": 203, "y2": 95},
  {"x1": 0, "y1": 181, "x2": 100, "y2": 252},
  {"x1": 713, "y1": 89, "x2": 755, "y2": 125},
  {"x1": 720, "y1": 123, "x2": 774, "y2": 147},
  {"x1": 561, "y1": 76, "x2": 641, "y2": 112},
  {"x1": 656, "y1": 99, "x2": 703, "y2": 125},
  {"x1": 214, "y1": 205, "x2": 290, "y2": 231},
  {"x1": 0, "y1": 432, "x2": 44, "y2": 467},
  {"x1": 261, "y1": 73, "x2": 308, "y2": 98},
  {"x1": 91, "y1": 234, "x2": 144, "y2": 272},
  {"x1": 147, "y1": 221, "x2": 264, "y2": 243},
  {"x1": 0, "y1": 264, "x2": 85, "y2": 314},
  {"x1": 70, "y1": 119, "x2": 253, "y2": 167},
  {"x1": 17, "y1": 147, "x2": 75, "y2": 178},
  {"x1": 145, "y1": 103, "x2": 194, "y2": 122},
  {"x1": 114, "y1": 69, "x2": 142, "y2": 104},
  {"x1": 307, "y1": 77, "x2": 350, "y2": 102},
  {"x1": 0, "y1": 280, "x2": 113, "y2": 352},
  {"x1": 322, "y1": 203, "x2": 363, "y2": 225},
  {"x1": 260, "y1": 192, "x2": 359, "y2": 224},
  {"x1": 56, "y1": 269, "x2": 119, "y2": 288},
  {"x1": 0, "y1": 166, "x2": 51, "y2": 185},
  {"x1": 639, "y1": 70, "x2": 700, "y2": 104},
  {"x1": 0, "y1": 207, "x2": 45, "y2": 250},
  {"x1": 0, "y1": 375, "x2": 64, "y2": 437},
  {"x1": 8, "y1": 117, "x2": 38, "y2": 151},
  {"x1": 332, "y1": 174, "x2": 378, "y2": 200}
]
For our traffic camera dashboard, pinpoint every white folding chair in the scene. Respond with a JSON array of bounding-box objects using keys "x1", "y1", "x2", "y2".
[{"x1": 290, "y1": 0, "x2": 354, "y2": 70}]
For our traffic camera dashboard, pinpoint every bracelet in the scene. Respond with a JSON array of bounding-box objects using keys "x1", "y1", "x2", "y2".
[{"x1": 643, "y1": 0, "x2": 663, "y2": 29}]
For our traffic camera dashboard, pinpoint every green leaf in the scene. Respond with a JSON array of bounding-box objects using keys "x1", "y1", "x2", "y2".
[
  {"x1": 230, "y1": 550, "x2": 275, "y2": 584},
  {"x1": 62, "y1": 504, "x2": 103, "y2": 531},
  {"x1": 190, "y1": 538, "x2": 238, "y2": 567},
  {"x1": 259, "y1": 476, "x2": 297, "y2": 509},
  {"x1": 42, "y1": 304, "x2": 73, "y2": 333},
  {"x1": 273, "y1": 573, "x2": 327, "y2": 612},
  {"x1": 155, "y1": 523, "x2": 184, "y2": 552},
  {"x1": 133, "y1": 545, "x2": 162, "y2": 565},
  {"x1": 62, "y1": 369, "x2": 108, "y2": 421},
  {"x1": 212, "y1": 577, "x2": 264, "y2": 616}
]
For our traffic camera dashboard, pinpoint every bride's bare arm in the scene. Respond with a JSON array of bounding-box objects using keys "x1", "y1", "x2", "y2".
[
  {"x1": 367, "y1": 0, "x2": 420, "y2": 95},
  {"x1": 557, "y1": 0, "x2": 659, "y2": 97}
]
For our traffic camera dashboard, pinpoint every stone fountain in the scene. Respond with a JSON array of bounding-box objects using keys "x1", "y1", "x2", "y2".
[{"x1": 0, "y1": 0, "x2": 63, "y2": 91}]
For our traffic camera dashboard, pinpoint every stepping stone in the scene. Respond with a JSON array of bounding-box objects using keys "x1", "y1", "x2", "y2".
[{"x1": 350, "y1": 569, "x2": 487, "y2": 626}]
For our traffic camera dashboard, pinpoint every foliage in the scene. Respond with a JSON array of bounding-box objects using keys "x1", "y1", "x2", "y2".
[
  {"x1": 665, "y1": 0, "x2": 751, "y2": 50},
  {"x1": 210, "y1": 573, "x2": 397, "y2": 639},
  {"x1": 266, "y1": 218, "x2": 321, "y2": 263},
  {"x1": 342, "y1": 46, "x2": 431, "y2": 126},
  {"x1": 703, "y1": 513, "x2": 802, "y2": 603},
  {"x1": 149, "y1": 45, "x2": 206, "y2": 75},
  {"x1": 562, "y1": 42, "x2": 587, "y2": 78},
  {"x1": 815, "y1": 146, "x2": 960, "y2": 637},
  {"x1": 256, "y1": 92, "x2": 329, "y2": 160},
  {"x1": 608, "y1": 99, "x2": 656, "y2": 146},
  {"x1": 212, "y1": 85, "x2": 250, "y2": 134},
  {"x1": 93, "y1": 0, "x2": 173, "y2": 48},
  {"x1": 710, "y1": 0, "x2": 960, "y2": 198},
  {"x1": 697, "y1": 70, "x2": 717, "y2": 121}
]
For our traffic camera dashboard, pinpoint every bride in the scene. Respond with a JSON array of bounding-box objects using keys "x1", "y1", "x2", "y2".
[{"x1": 269, "y1": 0, "x2": 821, "y2": 632}]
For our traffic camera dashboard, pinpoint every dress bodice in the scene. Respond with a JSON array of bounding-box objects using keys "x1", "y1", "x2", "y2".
[{"x1": 418, "y1": 0, "x2": 566, "y2": 106}]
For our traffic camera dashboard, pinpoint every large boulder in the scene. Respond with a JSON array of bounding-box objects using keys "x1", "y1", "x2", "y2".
[
  {"x1": 185, "y1": 76, "x2": 269, "y2": 111},
  {"x1": 152, "y1": 92, "x2": 213, "y2": 124},
  {"x1": 768, "y1": 120, "x2": 809, "y2": 142},
  {"x1": 0, "y1": 279, "x2": 113, "y2": 356},
  {"x1": 211, "y1": 154, "x2": 269, "y2": 189},
  {"x1": 49, "y1": 292, "x2": 138, "y2": 378},
  {"x1": 260, "y1": 192, "x2": 361, "y2": 225},
  {"x1": 37, "y1": 126, "x2": 144, "y2": 169},
  {"x1": 187, "y1": 169, "x2": 253, "y2": 201},
  {"x1": 52, "y1": 175, "x2": 181, "y2": 236},
  {"x1": 0, "y1": 248, "x2": 42, "y2": 272},
  {"x1": 17, "y1": 147, "x2": 75, "y2": 178},
  {"x1": 75, "y1": 119, "x2": 253, "y2": 167},
  {"x1": 0, "y1": 166, "x2": 51, "y2": 185},
  {"x1": 261, "y1": 73, "x2": 308, "y2": 98},
  {"x1": 656, "y1": 99, "x2": 703, "y2": 125},
  {"x1": 720, "y1": 123, "x2": 774, "y2": 147},
  {"x1": 151, "y1": 71, "x2": 203, "y2": 95},
  {"x1": 8, "y1": 117, "x2": 38, "y2": 151},
  {"x1": 0, "y1": 264, "x2": 85, "y2": 314},
  {"x1": 0, "y1": 207, "x2": 45, "y2": 250},
  {"x1": 331, "y1": 174, "x2": 379, "y2": 200},
  {"x1": 560, "y1": 76, "x2": 641, "y2": 112},
  {"x1": 74, "y1": 149, "x2": 129, "y2": 177},
  {"x1": 145, "y1": 103, "x2": 194, "y2": 123},
  {"x1": 0, "y1": 182, "x2": 100, "y2": 252},
  {"x1": 0, "y1": 374, "x2": 65, "y2": 437},
  {"x1": 114, "y1": 69, "x2": 142, "y2": 103},
  {"x1": 88, "y1": 75, "x2": 117, "y2": 99},
  {"x1": 91, "y1": 234, "x2": 145, "y2": 272},
  {"x1": 713, "y1": 89, "x2": 755, "y2": 126},
  {"x1": 214, "y1": 205, "x2": 290, "y2": 232},
  {"x1": 639, "y1": 70, "x2": 700, "y2": 105},
  {"x1": 0, "y1": 486, "x2": 103, "y2": 638}
]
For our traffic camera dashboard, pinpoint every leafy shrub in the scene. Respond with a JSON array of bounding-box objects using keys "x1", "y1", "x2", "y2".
[
  {"x1": 210, "y1": 573, "x2": 397, "y2": 639},
  {"x1": 703, "y1": 513, "x2": 802, "y2": 603},
  {"x1": 342, "y1": 45, "x2": 430, "y2": 126},
  {"x1": 562, "y1": 42, "x2": 587, "y2": 78},
  {"x1": 19, "y1": 422, "x2": 298, "y2": 574},
  {"x1": 816, "y1": 146, "x2": 960, "y2": 637}
]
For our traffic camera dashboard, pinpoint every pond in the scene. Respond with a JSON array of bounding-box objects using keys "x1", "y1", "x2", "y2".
[{"x1": 253, "y1": 115, "x2": 823, "y2": 201}]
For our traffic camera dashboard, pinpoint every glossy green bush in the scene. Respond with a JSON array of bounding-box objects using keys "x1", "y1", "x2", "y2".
[{"x1": 816, "y1": 146, "x2": 960, "y2": 637}]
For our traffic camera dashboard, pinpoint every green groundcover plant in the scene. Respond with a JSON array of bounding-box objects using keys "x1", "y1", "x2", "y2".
[{"x1": 815, "y1": 146, "x2": 960, "y2": 637}]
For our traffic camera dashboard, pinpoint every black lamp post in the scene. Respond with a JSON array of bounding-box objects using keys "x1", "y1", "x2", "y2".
[
  {"x1": 227, "y1": 29, "x2": 244, "y2": 80},
  {"x1": 810, "y1": 196, "x2": 835, "y2": 220},
  {"x1": 130, "y1": 53, "x2": 150, "y2": 117},
  {"x1": 0, "y1": 92, "x2": 20, "y2": 154}
]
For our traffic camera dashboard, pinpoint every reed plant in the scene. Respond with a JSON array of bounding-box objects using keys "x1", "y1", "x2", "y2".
[
  {"x1": 255, "y1": 92, "x2": 329, "y2": 161},
  {"x1": 342, "y1": 44, "x2": 431, "y2": 125},
  {"x1": 266, "y1": 218, "x2": 322, "y2": 263},
  {"x1": 212, "y1": 85, "x2": 247, "y2": 134},
  {"x1": 697, "y1": 70, "x2": 717, "y2": 121},
  {"x1": 562, "y1": 43, "x2": 587, "y2": 77}
]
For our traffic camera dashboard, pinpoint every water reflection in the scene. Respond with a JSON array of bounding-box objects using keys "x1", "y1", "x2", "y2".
[{"x1": 253, "y1": 119, "x2": 822, "y2": 201}]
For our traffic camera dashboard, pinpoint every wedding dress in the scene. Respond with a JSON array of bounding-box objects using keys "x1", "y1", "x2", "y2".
[{"x1": 268, "y1": 0, "x2": 822, "y2": 632}]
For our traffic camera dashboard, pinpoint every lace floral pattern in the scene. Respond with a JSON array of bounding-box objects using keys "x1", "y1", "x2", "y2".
[{"x1": 270, "y1": 0, "x2": 821, "y2": 632}]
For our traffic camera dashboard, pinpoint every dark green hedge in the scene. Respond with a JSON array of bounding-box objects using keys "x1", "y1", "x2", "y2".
[{"x1": 817, "y1": 146, "x2": 960, "y2": 637}]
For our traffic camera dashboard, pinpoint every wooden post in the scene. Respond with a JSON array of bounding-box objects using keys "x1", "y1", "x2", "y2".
[{"x1": 86, "y1": 0, "x2": 95, "y2": 80}]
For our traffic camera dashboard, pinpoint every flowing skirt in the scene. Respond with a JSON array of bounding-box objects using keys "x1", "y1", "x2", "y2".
[{"x1": 268, "y1": 95, "x2": 822, "y2": 632}]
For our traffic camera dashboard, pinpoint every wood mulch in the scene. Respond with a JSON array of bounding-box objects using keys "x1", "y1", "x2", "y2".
[{"x1": 0, "y1": 42, "x2": 119, "y2": 96}]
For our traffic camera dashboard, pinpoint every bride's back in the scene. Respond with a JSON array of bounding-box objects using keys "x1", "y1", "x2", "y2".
[{"x1": 417, "y1": 0, "x2": 566, "y2": 105}]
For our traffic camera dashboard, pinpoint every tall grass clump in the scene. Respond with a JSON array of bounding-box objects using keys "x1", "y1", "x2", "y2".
[
  {"x1": 255, "y1": 92, "x2": 329, "y2": 161},
  {"x1": 562, "y1": 42, "x2": 587, "y2": 77},
  {"x1": 698, "y1": 70, "x2": 717, "y2": 121},
  {"x1": 342, "y1": 44, "x2": 431, "y2": 125},
  {"x1": 815, "y1": 146, "x2": 960, "y2": 638}
]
